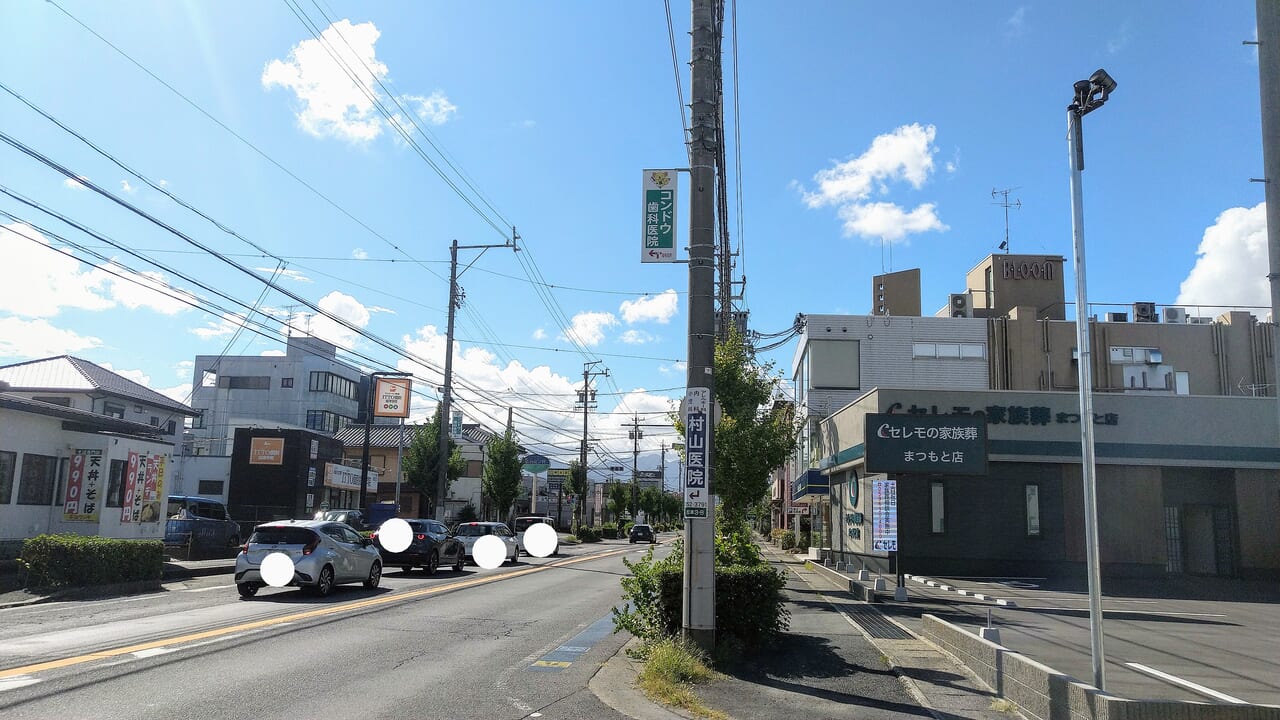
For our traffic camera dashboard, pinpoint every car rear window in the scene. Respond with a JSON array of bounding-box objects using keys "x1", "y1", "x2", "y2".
[
  {"x1": 249, "y1": 527, "x2": 315, "y2": 545},
  {"x1": 455, "y1": 524, "x2": 491, "y2": 537},
  {"x1": 514, "y1": 517, "x2": 552, "y2": 532}
]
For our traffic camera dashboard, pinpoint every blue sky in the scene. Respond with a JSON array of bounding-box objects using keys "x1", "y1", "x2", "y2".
[{"x1": 0, "y1": 1, "x2": 1269, "y2": 477}]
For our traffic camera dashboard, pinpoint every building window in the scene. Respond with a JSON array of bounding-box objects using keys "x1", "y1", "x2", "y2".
[
  {"x1": 308, "y1": 371, "x2": 357, "y2": 400},
  {"x1": 103, "y1": 402, "x2": 126, "y2": 419},
  {"x1": 151, "y1": 416, "x2": 160, "y2": 427},
  {"x1": 217, "y1": 375, "x2": 271, "y2": 390},
  {"x1": 192, "y1": 412, "x2": 206, "y2": 429},
  {"x1": 0, "y1": 451, "x2": 15, "y2": 504},
  {"x1": 930, "y1": 481, "x2": 945, "y2": 534},
  {"x1": 106, "y1": 459, "x2": 127, "y2": 507},
  {"x1": 17, "y1": 453, "x2": 58, "y2": 505},
  {"x1": 198, "y1": 480, "x2": 224, "y2": 496},
  {"x1": 201, "y1": 370, "x2": 217, "y2": 388},
  {"x1": 306, "y1": 409, "x2": 353, "y2": 433},
  {"x1": 281, "y1": 377, "x2": 294, "y2": 388},
  {"x1": 166, "y1": 420, "x2": 177, "y2": 435},
  {"x1": 1025, "y1": 484, "x2": 1041, "y2": 537},
  {"x1": 913, "y1": 342, "x2": 986, "y2": 359},
  {"x1": 32, "y1": 396, "x2": 72, "y2": 407}
]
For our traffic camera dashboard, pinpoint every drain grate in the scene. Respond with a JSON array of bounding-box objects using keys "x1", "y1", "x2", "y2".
[{"x1": 840, "y1": 602, "x2": 913, "y2": 639}]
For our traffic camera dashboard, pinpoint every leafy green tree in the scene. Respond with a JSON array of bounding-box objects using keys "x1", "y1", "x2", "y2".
[
  {"x1": 566, "y1": 460, "x2": 588, "y2": 527},
  {"x1": 639, "y1": 486, "x2": 662, "y2": 523},
  {"x1": 455, "y1": 502, "x2": 479, "y2": 523},
  {"x1": 609, "y1": 483, "x2": 630, "y2": 521},
  {"x1": 483, "y1": 430, "x2": 523, "y2": 524},
  {"x1": 403, "y1": 404, "x2": 467, "y2": 517},
  {"x1": 675, "y1": 326, "x2": 801, "y2": 528}
]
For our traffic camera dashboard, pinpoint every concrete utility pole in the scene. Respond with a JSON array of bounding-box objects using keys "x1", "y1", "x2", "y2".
[
  {"x1": 436, "y1": 231, "x2": 519, "y2": 522},
  {"x1": 684, "y1": 0, "x2": 718, "y2": 653},
  {"x1": 578, "y1": 360, "x2": 607, "y2": 525},
  {"x1": 1256, "y1": 1, "x2": 1280, "y2": 418}
]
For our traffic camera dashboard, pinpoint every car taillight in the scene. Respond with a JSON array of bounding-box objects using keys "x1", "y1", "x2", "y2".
[
  {"x1": 416, "y1": 534, "x2": 426, "y2": 540},
  {"x1": 303, "y1": 534, "x2": 321, "y2": 555},
  {"x1": 370, "y1": 532, "x2": 378, "y2": 540},
  {"x1": 240, "y1": 542, "x2": 248, "y2": 555}
]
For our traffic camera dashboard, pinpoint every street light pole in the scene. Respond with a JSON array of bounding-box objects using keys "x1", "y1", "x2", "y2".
[{"x1": 1067, "y1": 68, "x2": 1116, "y2": 692}]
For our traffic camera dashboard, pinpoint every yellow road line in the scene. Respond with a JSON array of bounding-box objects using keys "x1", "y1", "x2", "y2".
[
  {"x1": 0, "y1": 546, "x2": 632, "y2": 680},
  {"x1": 531, "y1": 660, "x2": 572, "y2": 668}
]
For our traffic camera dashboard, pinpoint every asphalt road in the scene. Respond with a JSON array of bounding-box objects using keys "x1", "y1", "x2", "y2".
[
  {"x1": 878, "y1": 573, "x2": 1280, "y2": 706},
  {"x1": 0, "y1": 542, "x2": 652, "y2": 720}
]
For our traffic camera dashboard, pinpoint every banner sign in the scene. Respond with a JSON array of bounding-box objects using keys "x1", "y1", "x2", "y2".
[
  {"x1": 326, "y1": 462, "x2": 378, "y2": 492},
  {"x1": 374, "y1": 377, "x2": 412, "y2": 419},
  {"x1": 864, "y1": 413, "x2": 988, "y2": 476},
  {"x1": 683, "y1": 387, "x2": 710, "y2": 518},
  {"x1": 871, "y1": 479, "x2": 898, "y2": 553},
  {"x1": 641, "y1": 169, "x2": 677, "y2": 263},
  {"x1": 249, "y1": 437, "x2": 285, "y2": 465},
  {"x1": 121, "y1": 451, "x2": 140, "y2": 522},
  {"x1": 62, "y1": 449, "x2": 103, "y2": 522}
]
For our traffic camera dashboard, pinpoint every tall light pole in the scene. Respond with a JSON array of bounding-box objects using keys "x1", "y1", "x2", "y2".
[
  {"x1": 436, "y1": 232, "x2": 519, "y2": 521},
  {"x1": 1067, "y1": 67, "x2": 1116, "y2": 692},
  {"x1": 1255, "y1": 1, "x2": 1280, "y2": 431}
]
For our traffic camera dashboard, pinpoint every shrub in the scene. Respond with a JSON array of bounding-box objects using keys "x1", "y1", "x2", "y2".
[
  {"x1": 600, "y1": 522, "x2": 619, "y2": 539},
  {"x1": 574, "y1": 525, "x2": 600, "y2": 542},
  {"x1": 20, "y1": 534, "x2": 163, "y2": 589},
  {"x1": 778, "y1": 530, "x2": 796, "y2": 550},
  {"x1": 715, "y1": 529, "x2": 764, "y2": 568},
  {"x1": 770, "y1": 527, "x2": 786, "y2": 543},
  {"x1": 455, "y1": 503, "x2": 479, "y2": 523},
  {"x1": 796, "y1": 531, "x2": 811, "y2": 551},
  {"x1": 715, "y1": 563, "x2": 790, "y2": 650}
]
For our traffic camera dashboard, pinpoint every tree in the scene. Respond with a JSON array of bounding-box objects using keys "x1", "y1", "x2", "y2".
[
  {"x1": 608, "y1": 483, "x2": 630, "y2": 522},
  {"x1": 483, "y1": 430, "x2": 522, "y2": 524},
  {"x1": 677, "y1": 326, "x2": 801, "y2": 528},
  {"x1": 639, "y1": 486, "x2": 662, "y2": 523},
  {"x1": 403, "y1": 404, "x2": 467, "y2": 517},
  {"x1": 456, "y1": 502, "x2": 479, "y2": 523},
  {"x1": 566, "y1": 460, "x2": 588, "y2": 528}
]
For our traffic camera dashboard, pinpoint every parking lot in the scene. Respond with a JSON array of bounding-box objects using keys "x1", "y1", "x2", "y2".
[{"x1": 871, "y1": 572, "x2": 1280, "y2": 706}]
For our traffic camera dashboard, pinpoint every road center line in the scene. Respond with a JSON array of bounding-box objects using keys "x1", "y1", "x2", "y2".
[{"x1": 0, "y1": 546, "x2": 632, "y2": 681}]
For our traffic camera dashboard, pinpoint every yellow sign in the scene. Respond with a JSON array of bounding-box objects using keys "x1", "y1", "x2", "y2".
[
  {"x1": 249, "y1": 437, "x2": 285, "y2": 465},
  {"x1": 374, "y1": 377, "x2": 412, "y2": 419}
]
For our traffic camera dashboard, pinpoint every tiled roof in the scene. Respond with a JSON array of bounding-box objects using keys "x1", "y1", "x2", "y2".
[
  {"x1": 333, "y1": 422, "x2": 506, "y2": 449},
  {"x1": 0, "y1": 393, "x2": 168, "y2": 437},
  {"x1": 0, "y1": 356, "x2": 196, "y2": 415}
]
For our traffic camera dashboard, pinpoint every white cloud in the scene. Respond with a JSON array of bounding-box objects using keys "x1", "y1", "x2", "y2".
[
  {"x1": 512, "y1": 119, "x2": 536, "y2": 129},
  {"x1": 63, "y1": 176, "x2": 88, "y2": 190},
  {"x1": 837, "y1": 202, "x2": 948, "y2": 242},
  {"x1": 404, "y1": 91, "x2": 457, "y2": 125},
  {"x1": 256, "y1": 266, "x2": 312, "y2": 283},
  {"x1": 156, "y1": 383, "x2": 192, "y2": 406},
  {"x1": 262, "y1": 20, "x2": 457, "y2": 144},
  {"x1": 192, "y1": 312, "x2": 251, "y2": 339},
  {"x1": 0, "y1": 317, "x2": 101, "y2": 358},
  {"x1": 1, "y1": 222, "x2": 114, "y2": 317},
  {"x1": 1108, "y1": 20, "x2": 1131, "y2": 54},
  {"x1": 658, "y1": 361, "x2": 687, "y2": 375},
  {"x1": 100, "y1": 263, "x2": 192, "y2": 314},
  {"x1": 367, "y1": 305, "x2": 395, "y2": 314},
  {"x1": 120, "y1": 180, "x2": 136, "y2": 194},
  {"x1": 801, "y1": 124, "x2": 948, "y2": 244},
  {"x1": 1176, "y1": 203, "x2": 1269, "y2": 313},
  {"x1": 98, "y1": 362, "x2": 191, "y2": 406},
  {"x1": 562, "y1": 311, "x2": 617, "y2": 346},
  {"x1": 619, "y1": 290, "x2": 679, "y2": 324},
  {"x1": 352, "y1": 248, "x2": 369, "y2": 260},
  {"x1": 98, "y1": 363, "x2": 152, "y2": 387},
  {"x1": 176, "y1": 360, "x2": 194, "y2": 379},
  {"x1": 260, "y1": 349, "x2": 287, "y2": 357},
  {"x1": 285, "y1": 291, "x2": 371, "y2": 349},
  {"x1": 1005, "y1": 7, "x2": 1027, "y2": 38},
  {"x1": 619, "y1": 330, "x2": 656, "y2": 345},
  {"x1": 532, "y1": 328, "x2": 547, "y2": 341}
]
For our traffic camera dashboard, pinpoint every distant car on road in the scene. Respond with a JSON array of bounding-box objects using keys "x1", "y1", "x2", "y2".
[
  {"x1": 164, "y1": 495, "x2": 241, "y2": 558},
  {"x1": 513, "y1": 515, "x2": 558, "y2": 556},
  {"x1": 372, "y1": 519, "x2": 464, "y2": 574},
  {"x1": 234, "y1": 520, "x2": 382, "y2": 599},
  {"x1": 629, "y1": 523, "x2": 656, "y2": 544},
  {"x1": 454, "y1": 522, "x2": 520, "y2": 565},
  {"x1": 313, "y1": 508, "x2": 370, "y2": 531}
]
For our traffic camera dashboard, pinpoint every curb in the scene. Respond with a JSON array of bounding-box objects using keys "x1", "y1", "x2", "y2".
[
  {"x1": 905, "y1": 573, "x2": 1019, "y2": 607},
  {"x1": 589, "y1": 637, "x2": 695, "y2": 720},
  {"x1": 0, "y1": 579, "x2": 164, "y2": 610},
  {"x1": 162, "y1": 562, "x2": 236, "y2": 581}
]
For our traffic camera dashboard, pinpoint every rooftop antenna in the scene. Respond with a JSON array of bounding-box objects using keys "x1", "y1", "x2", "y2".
[{"x1": 992, "y1": 187, "x2": 1021, "y2": 253}]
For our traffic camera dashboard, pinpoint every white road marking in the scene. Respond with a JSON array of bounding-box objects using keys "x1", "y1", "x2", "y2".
[
  {"x1": 1125, "y1": 662, "x2": 1247, "y2": 704},
  {"x1": 1020, "y1": 606, "x2": 1225, "y2": 618},
  {"x1": 132, "y1": 648, "x2": 175, "y2": 658},
  {"x1": 181, "y1": 585, "x2": 234, "y2": 593},
  {"x1": 0, "y1": 675, "x2": 40, "y2": 692}
]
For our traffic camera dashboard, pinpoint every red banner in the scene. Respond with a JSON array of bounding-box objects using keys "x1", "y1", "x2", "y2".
[{"x1": 121, "y1": 451, "x2": 139, "y2": 523}]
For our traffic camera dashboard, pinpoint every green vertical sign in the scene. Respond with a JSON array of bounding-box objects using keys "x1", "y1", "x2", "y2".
[{"x1": 642, "y1": 169, "x2": 677, "y2": 263}]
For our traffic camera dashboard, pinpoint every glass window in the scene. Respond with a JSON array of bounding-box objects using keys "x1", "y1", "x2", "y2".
[
  {"x1": 912, "y1": 343, "x2": 935, "y2": 358},
  {"x1": 0, "y1": 451, "x2": 15, "y2": 504},
  {"x1": 1025, "y1": 484, "x2": 1041, "y2": 537},
  {"x1": 17, "y1": 453, "x2": 58, "y2": 505},
  {"x1": 281, "y1": 377, "x2": 294, "y2": 388},
  {"x1": 198, "y1": 480, "x2": 224, "y2": 495},
  {"x1": 936, "y1": 343, "x2": 960, "y2": 358},
  {"x1": 103, "y1": 403, "x2": 126, "y2": 419},
  {"x1": 808, "y1": 340, "x2": 860, "y2": 389},
  {"x1": 106, "y1": 459, "x2": 127, "y2": 507},
  {"x1": 930, "y1": 481, "x2": 945, "y2": 534},
  {"x1": 961, "y1": 343, "x2": 986, "y2": 359},
  {"x1": 250, "y1": 527, "x2": 315, "y2": 545}
]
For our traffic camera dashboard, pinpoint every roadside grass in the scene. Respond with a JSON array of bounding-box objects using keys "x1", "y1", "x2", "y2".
[
  {"x1": 991, "y1": 698, "x2": 1018, "y2": 713},
  {"x1": 561, "y1": 535, "x2": 582, "y2": 545},
  {"x1": 636, "y1": 638, "x2": 727, "y2": 720}
]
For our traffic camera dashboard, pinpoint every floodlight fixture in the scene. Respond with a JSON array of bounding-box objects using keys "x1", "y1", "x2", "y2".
[{"x1": 1073, "y1": 68, "x2": 1117, "y2": 116}]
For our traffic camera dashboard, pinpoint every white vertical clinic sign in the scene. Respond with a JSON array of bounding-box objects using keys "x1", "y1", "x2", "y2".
[
  {"x1": 641, "y1": 169, "x2": 677, "y2": 263},
  {"x1": 683, "y1": 388, "x2": 710, "y2": 518},
  {"x1": 374, "y1": 377, "x2": 412, "y2": 419},
  {"x1": 872, "y1": 479, "x2": 898, "y2": 553}
]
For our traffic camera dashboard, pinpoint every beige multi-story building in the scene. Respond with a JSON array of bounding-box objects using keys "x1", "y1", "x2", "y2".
[{"x1": 777, "y1": 253, "x2": 1279, "y2": 581}]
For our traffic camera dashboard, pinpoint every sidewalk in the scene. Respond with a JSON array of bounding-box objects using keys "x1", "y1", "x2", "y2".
[{"x1": 590, "y1": 543, "x2": 1019, "y2": 720}]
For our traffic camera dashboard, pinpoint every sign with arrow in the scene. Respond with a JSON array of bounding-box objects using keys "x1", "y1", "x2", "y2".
[{"x1": 641, "y1": 169, "x2": 677, "y2": 263}]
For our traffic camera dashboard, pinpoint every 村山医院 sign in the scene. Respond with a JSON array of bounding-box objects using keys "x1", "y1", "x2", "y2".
[{"x1": 864, "y1": 413, "x2": 988, "y2": 476}]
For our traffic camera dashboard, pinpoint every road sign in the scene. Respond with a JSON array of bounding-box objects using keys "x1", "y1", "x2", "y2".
[
  {"x1": 683, "y1": 387, "x2": 710, "y2": 518},
  {"x1": 641, "y1": 169, "x2": 677, "y2": 263},
  {"x1": 608, "y1": 465, "x2": 624, "y2": 472},
  {"x1": 522, "y1": 454, "x2": 550, "y2": 474}
]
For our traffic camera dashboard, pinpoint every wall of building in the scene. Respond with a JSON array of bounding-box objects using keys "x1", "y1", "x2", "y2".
[{"x1": 1236, "y1": 469, "x2": 1280, "y2": 578}]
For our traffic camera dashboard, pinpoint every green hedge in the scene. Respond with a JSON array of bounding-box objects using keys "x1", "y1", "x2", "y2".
[
  {"x1": 600, "y1": 522, "x2": 619, "y2": 539},
  {"x1": 574, "y1": 525, "x2": 601, "y2": 542},
  {"x1": 778, "y1": 530, "x2": 796, "y2": 549},
  {"x1": 20, "y1": 534, "x2": 164, "y2": 589}
]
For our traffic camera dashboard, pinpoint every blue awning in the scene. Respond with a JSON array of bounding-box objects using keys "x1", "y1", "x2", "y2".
[{"x1": 791, "y1": 469, "x2": 829, "y2": 503}]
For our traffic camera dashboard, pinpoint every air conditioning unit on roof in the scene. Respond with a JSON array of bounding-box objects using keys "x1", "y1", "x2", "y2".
[
  {"x1": 949, "y1": 292, "x2": 971, "y2": 318},
  {"x1": 1104, "y1": 312, "x2": 1128, "y2": 322},
  {"x1": 1162, "y1": 307, "x2": 1187, "y2": 324},
  {"x1": 1133, "y1": 302, "x2": 1157, "y2": 323}
]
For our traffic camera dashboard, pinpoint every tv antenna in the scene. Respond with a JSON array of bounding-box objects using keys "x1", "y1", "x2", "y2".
[{"x1": 992, "y1": 187, "x2": 1021, "y2": 253}]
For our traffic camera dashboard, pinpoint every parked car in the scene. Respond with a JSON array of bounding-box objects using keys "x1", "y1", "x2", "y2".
[
  {"x1": 372, "y1": 519, "x2": 464, "y2": 574},
  {"x1": 234, "y1": 519, "x2": 382, "y2": 599},
  {"x1": 513, "y1": 515, "x2": 559, "y2": 556},
  {"x1": 453, "y1": 522, "x2": 520, "y2": 565},
  {"x1": 164, "y1": 495, "x2": 241, "y2": 558},
  {"x1": 313, "y1": 508, "x2": 370, "y2": 531},
  {"x1": 629, "y1": 523, "x2": 656, "y2": 544}
]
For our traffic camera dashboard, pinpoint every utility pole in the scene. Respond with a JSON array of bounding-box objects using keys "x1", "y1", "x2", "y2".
[
  {"x1": 577, "y1": 360, "x2": 607, "y2": 526},
  {"x1": 1255, "y1": 1, "x2": 1280, "y2": 429},
  {"x1": 436, "y1": 230, "x2": 519, "y2": 522},
  {"x1": 625, "y1": 414, "x2": 670, "y2": 521},
  {"x1": 684, "y1": 0, "x2": 718, "y2": 653}
]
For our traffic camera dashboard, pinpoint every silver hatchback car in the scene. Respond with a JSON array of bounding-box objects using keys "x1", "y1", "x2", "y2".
[{"x1": 234, "y1": 520, "x2": 382, "y2": 598}]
